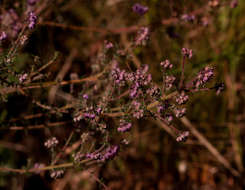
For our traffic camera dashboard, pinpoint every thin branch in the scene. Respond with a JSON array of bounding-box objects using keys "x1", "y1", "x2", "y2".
[
  {"x1": 39, "y1": 21, "x2": 139, "y2": 35},
  {"x1": 180, "y1": 116, "x2": 240, "y2": 177}
]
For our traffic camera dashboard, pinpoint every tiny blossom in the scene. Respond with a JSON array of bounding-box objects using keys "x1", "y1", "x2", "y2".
[
  {"x1": 132, "y1": 101, "x2": 144, "y2": 119},
  {"x1": 176, "y1": 92, "x2": 189, "y2": 105},
  {"x1": 165, "y1": 114, "x2": 173, "y2": 124},
  {"x1": 175, "y1": 108, "x2": 186, "y2": 118},
  {"x1": 132, "y1": 3, "x2": 149, "y2": 15},
  {"x1": 182, "y1": 48, "x2": 193, "y2": 59},
  {"x1": 160, "y1": 59, "x2": 173, "y2": 70},
  {"x1": 83, "y1": 94, "x2": 89, "y2": 99},
  {"x1": 176, "y1": 131, "x2": 189, "y2": 142},
  {"x1": 96, "y1": 107, "x2": 102, "y2": 114},
  {"x1": 19, "y1": 73, "x2": 28, "y2": 83},
  {"x1": 121, "y1": 139, "x2": 130, "y2": 145},
  {"x1": 86, "y1": 145, "x2": 119, "y2": 161},
  {"x1": 165, "y1": 75, "x2": 176, "y2": 90},
  {"x1": 28, "y1": 11, "x2": 37, "y2": 29},
  {"x1": 111, "y1": 64, "x2": 126, "y2": 86},
  {"x1": 20, "y1": 35, "x2": 28, "y2": 45},
  {"x1": 135, "y1": 27, "x2": 149, "y2": 46},
  {"x1": 0, "y1": 31, "x2": 7, "y2": 41},
  {"x1": 193, "y1": 66, "x2": 214, "y2": 88},
  {"x1": 73, "y1": 113, "x2": 82, "y2": 122},
  {"x1": 83, "y1": 112, "x2": 95, "y2": 119},
  {"x1": 33, "y1": 163, "x2": 45, "y2": 174},
  {"x1": 146, "y1": 85, "x2": 160, "y2": 97},
  {"x1": 104, "y1": 40, "x2": 113, "y2": 49},
  {"x1": 157, "y1": 106, "x2": 164, "y2": 114},
  {"x1": 50, "y1": 170, "x2": 64, "y2": 179},
  {"x1": 118, "y1": 119, "x2": 132, "y2": 132},
  {"x1": 181, "y1": 14, "x2": 195, "y2": 22},
  {"x1": 101, "y1": 145, "x2": 119, "y2": 161},
  {"x1": 44, "y1": 137, "x2": 58, "y2": 149},
  {"x1": 73, "y1": 152, "x2": 84, "y2": 162},
  {"x1": 86, "y1": 152, "x2": 101, "y2": 160},
  {"x1": 128, "y1": 65, "x2": 152, "y2": 98}
]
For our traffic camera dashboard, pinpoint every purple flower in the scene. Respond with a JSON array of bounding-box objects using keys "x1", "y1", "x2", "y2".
[
  {"x1": 118, "y1": 120, "x2": 132, "y2": 132},
  {"x1": 86, "y1": 145, "x2": 119, "y2": 161},
  {"x1": 19, "y1": 73, "x2": 28, "y2": 83},
  {"x1": 83, "y1": 94, "x2": 89, "y2": 100},
  {"x1": 28, "y1": 12, "x2": 37, "y2": 29},
  {"x1": 165, "y1": 75, "x2": 176, "y2": 90},
  {"x1": 102, "y1": 145, "x2": 119, "y2": 161},
  {"x1": 104, "y1": 40, "x2": 113, "y2": 49},
  {"x1": 84, "y1": 113, "x2": 95, "y2": 119},
  {"x1": 160, "y1": 59, "x2": 173, "y2": 70},
  {"x1": 135, "y1": 27, "x2": 149, "y2": 46},
  {"x1": 146, "y1": 85, "x2": 160, "y2": 97},
  {"x1": 44, "y1": 137, "x2": 58, "y2": 149},
  {"x1": 193, "y1": 66, "x2": 214, "y2": 88},
  {"x1": 176, "y1": 131, "x2": 189, "y2": 142},
  {"x1": 132, "y1": 101, "x2": 144, "y2": 119},
  {"x1": 176, "y1": 92, "x2": 189, "y2": 105},
  {"x1": 175, "y1": 108, "x2": 186, "y2": 118},
  {"x1": 181, "y1": 14, "x2": 195, "y2": 22},
  {"x1": 0, "y1": 31, "x2": 7, "y2": 41},
  {"x1": 182, "y1": 48, "x2": 193, "y2": 59},
  {"x1": 165, "y1": 114, "x2": 173, "y2": 124},
  {"x1": 111, "y1": 64, "x2": 127, "y2": 86},
  {"x1": 96, "y1": 107, "x2": 102, "y2": 114},
  {"x1": 132, "y1": 3, "x2": 148, "y2": 15}
]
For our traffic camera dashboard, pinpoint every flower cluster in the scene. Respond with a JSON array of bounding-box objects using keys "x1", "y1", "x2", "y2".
[
  {"x1": 44, "y1": 137, "x2": 59, "y2": 149},
  {"x1": 28, "y1": 12, "x2": 37, "y2": 29},
  {"x1": 176, "y1": 92, "x2": 189, "y2": 105},
  {"x1": 86, "y1": 145, "x2": 119, "y2": 162},
  {"x1": 50, "y1": 170, "x2": 64, "y2": 179},
  {"x1": 118, "y1": 119, "x2": 132, "y2": 132},
  {"x1": 129, "y1": 65, "x2": 152, "y2": 98},
  {"x1": 135, "y1": 27, "x2": 150, "y2": 46},
  {"x1": 165, "y1": 75, "x2": 176, "y2": 90},
  {"x1": 73, "y1": 152, "x2": 84, "y2": 163},
  {"x1": 181, "y1": 14, "x2": 195, "y2": 22},
  {"x1": 19, "y1": 73, "x2": 28, "y2": 83},
  {"x1": 111, "y1": 63, "x2": 127, "y2": 86},
  {"x1": 182, "y1": 48, "x2": 193, "y2": 59},
  {"x1": 160, "y1": 59, "x2": 173, "y2": 70},
  {"x1": 176, "y1": 131, "x2": 189, "y2": 142},
  {"x1": 131, "y1": 101, "x2": 144, "y2": 119},
  {"x1": 0, "y1": 31, "x2": 7, "y2": 41},
  {"x1": 175, "y1": 108, "x2": 186, "y2": 118},
  {"x1": 193, "y1": 66, "x2": 214, "y2": 88}
]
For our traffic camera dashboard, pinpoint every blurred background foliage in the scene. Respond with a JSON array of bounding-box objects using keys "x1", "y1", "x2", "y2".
[{"x1": 1, "y1": 0, "x2": 245, "y2": 189}]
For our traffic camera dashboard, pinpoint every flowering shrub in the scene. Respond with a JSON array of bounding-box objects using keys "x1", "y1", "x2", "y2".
[{"x1": 0, "y1": 0, "x2": 244, "y2": 189}]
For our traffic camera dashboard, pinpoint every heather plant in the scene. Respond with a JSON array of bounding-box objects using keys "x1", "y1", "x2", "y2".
[{"x1": 0, "y1": 0, "x2": 245, "y2": 189}]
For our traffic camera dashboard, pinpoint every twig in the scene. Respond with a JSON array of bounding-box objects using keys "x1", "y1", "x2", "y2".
[
  {"x1": 180, "y1": 116, "x2": 240, "y2": 177},
  {"x1": 39, "y1": 21, "x2": 139, "y2": 35},
  {"x1": 1, "y1": 121, "x2": 69, "y2": 131}
]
